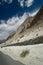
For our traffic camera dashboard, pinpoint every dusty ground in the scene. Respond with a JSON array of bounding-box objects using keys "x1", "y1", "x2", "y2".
[{"x1": 0, "y1": 44, "x2": 43, "y2": 65}]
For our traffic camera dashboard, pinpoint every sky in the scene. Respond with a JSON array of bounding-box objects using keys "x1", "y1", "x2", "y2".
[
  {"x1": 0, "y1": 0, "x2": 43, "y2": 41},
  {"x1": 0, "y1": 0, "x2": 43, "y2": 20}
]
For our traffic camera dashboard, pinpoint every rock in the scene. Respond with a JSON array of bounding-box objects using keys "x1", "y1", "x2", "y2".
[{"x1": 0, "y1": 6, "x2": 43, "y2": 46}]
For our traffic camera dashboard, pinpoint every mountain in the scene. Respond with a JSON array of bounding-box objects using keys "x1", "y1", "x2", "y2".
[{"x1": 0, "y1": 6, "x2": 43, "y2": 47}]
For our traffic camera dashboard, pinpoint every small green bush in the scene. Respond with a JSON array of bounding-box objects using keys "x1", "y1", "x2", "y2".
[{"x1": 20, "y1": 50, "x2": 29, "y2": 57}]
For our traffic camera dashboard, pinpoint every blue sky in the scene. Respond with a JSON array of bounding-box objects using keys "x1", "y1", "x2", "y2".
[{"x1": 0, "y1": 0, "x2": 43, "y2": 20}]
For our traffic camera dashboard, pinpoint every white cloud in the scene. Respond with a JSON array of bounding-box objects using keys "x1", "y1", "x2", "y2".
[
  {"x1": 0, "y1": 32, "x2": 9, "y2": 41},
  {"x1": 29, "y1": 8, "x2": 40, "y2": 16},
  {"x1": 0, "y1": 0, "x2": 13, "y2": 5},
  {"x1": 18, "y1": 0, "x2": 24, "y2": 7},
  {"x1": 4, "y1": 0, "x2": 13, "y2": 4},
  {"x1": 18, "y1": 0, "x2": 34, "y2": 7},
  {"x1": 25, "y1": 0, "x2": 34, "y2": 7}
]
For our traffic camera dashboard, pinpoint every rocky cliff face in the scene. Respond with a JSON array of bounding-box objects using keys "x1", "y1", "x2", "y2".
[{"x1": 0, "y1": 6, "x2": 43, "y2": 47}]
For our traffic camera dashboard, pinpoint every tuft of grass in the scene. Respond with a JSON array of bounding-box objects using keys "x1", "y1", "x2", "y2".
[{"x1": 20, "y1": 50, "x2": 29, "y2": 58}]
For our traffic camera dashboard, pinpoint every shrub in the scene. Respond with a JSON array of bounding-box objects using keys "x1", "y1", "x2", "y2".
[{"x1": 20, "y1": 50, "x2": 29, "y2": 57}]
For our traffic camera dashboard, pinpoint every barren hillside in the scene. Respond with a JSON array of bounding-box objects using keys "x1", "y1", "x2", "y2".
[{"x1": 0, "y1": 6, "x2": 43, "y2": 47}]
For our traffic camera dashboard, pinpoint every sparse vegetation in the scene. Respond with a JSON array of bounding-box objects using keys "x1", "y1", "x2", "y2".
[{"x1": 20, "y1": 50, "x2": 29, "y2": 57}]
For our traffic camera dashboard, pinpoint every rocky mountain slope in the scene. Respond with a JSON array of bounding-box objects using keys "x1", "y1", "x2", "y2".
[{"x1": 0, "y1": 6, "x2": 43, "y2": 47}]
